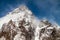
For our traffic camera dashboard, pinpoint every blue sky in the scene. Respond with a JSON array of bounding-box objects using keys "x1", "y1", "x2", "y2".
[{"x1": 0, "y1": 0, "x2": 60, "y2": 25}]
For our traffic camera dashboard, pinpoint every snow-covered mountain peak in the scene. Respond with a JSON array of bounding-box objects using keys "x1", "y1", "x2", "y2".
[
  {"x1": 9, "y1": 5, "x2": 32, "y2": 15},
  {"x1": 0, "y1": 5, "x2": 60, "y2": 40},
  {"x1": 0, "y1": 5, "x2": 33, "y2": 29}
]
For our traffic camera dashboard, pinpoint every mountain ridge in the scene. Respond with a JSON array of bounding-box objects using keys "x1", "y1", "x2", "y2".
[{"x1": 0, "y1": 5, "x2": 60, "y2": 40}]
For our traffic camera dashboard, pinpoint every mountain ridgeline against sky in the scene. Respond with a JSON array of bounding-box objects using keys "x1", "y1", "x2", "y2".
[{"x1": 0, "y1": 5, "x2": 60, "y2": 40}]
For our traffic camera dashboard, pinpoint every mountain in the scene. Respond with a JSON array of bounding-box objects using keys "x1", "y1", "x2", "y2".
[{"x1": 0, "y1": 5, "x2": 60, "y2": 40}]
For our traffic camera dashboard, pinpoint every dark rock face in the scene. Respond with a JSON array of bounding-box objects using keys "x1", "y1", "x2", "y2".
[
  {"x1": 0, "y1": 20, "x2": 17, "y2": 40},
  {"x1": 0, "y1": 19, "x2": 60, "y2": 40},
  {"x1": 0, "y1": 19, "x2": 34, "y2": 40}
]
